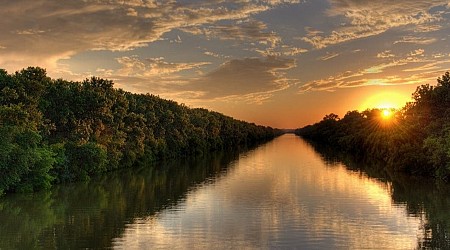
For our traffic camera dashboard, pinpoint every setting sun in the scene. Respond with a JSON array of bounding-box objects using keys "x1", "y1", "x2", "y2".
[
  {"x1": 359, "y1": 92, "x2": 411, "y2": 111},
  {"x1": 381, "y1": 109, "x2": 393, "y2": 119}
]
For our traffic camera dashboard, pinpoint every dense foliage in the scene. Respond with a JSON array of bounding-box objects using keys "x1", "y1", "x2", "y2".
[
  {"x1": 296, "y1": 72, "x2": 450, "y2": 181},
  {"x1": 0, "y1": 67, "x2": 280, "y2": 195}
]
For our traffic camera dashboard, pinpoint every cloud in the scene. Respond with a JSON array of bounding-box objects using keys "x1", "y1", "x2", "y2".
[
  {"x1": 203, "y1": 51, "x2": 230, "y2": 59},
  {"x1": 98, "y1": 56, "x2": 296, "y2": 103},
  {"x1": 402, "y1": 62, "x2": 443, "y2": 72},
  {"x1": 254, "y1": 45, "x2": 308, "y2": 57},
  {"x1": 15, "y1": 29, "x2": 47, "y2": 35},
  {"x1": 376, "y1": 50, "x2": 395, "y2": 59},
  {"x1": 393, "y1": 36, "x2": 438, "y2": 45},
  {"x1": 282, "y1": 46, "x2": 308, "y2": 56},
  {"x1": 263, "y1": 0, "x2": 301, "y2": 5},
  {"x1": 170, "y1": 35, "x2": 182, "y2": 44},
  {"x1": 116, "y1": 56, "x2": 210, "y2": 77},
  {"x1": 302, "y1": 0, "x2": 448, "y2": 49},
  {"x1": 304, "y1": 27, "x2": 323, "y2": 37},
  {"x1": 413, "y1": 24, "x2": 443, "y2": 32},
  {"x1": 181, "y1": 20, "x2": 281, "y2": 47},
  {"x1": 182, "y1": 56, "x2": 296, "y2": 100},
  {"x1": 319, "y1": 52, "x2": 340, "y2": 61},
  {"x1": 0, "y1": 0, "x2": 298, "y2": 72},
  {"x1": 298, "y1": 51, "x2": 450, "y2": 92},
  {"x1": 408, "y1": 49, "x2": 425, "y2": 57}
]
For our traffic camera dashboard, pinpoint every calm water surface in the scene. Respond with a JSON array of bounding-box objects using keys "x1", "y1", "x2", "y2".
[{"x1": 1, "y1": 134, "x2": 449, "y2": 249}]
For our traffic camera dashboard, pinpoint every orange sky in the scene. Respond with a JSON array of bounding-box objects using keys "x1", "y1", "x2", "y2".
[
  {"x1": 201, "y1": 84, "x2": 416, "y2": 128},
  {"x1": 1, "y1": 1, "x2": 450, "y2": 128}
]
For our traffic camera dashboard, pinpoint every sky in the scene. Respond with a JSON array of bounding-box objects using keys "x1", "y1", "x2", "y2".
[{"x1": 1, "y1": 0, "x2": 450, "y2": 128}]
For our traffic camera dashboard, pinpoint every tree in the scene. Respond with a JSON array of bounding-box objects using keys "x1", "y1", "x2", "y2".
[
  {"x1": 323, "y1": 113, "x2": 340, "y2": 121},
  {"x1": 0, "y1": 66, "x2": 280, "y2": 195},
  {"x1": 0, "y1": 105, "x2": 54, "y2": 194},
  {"x1": 296, "y1": 71, "x2": 450, "y2": 180}
]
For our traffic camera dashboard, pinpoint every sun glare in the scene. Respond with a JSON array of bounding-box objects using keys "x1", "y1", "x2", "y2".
[
  {"x1": 381, "y1": 109, "x2": 392, "y2": 119},
  {"x1": 359, "y1": 92, "x2": 411, "y2": 111}
]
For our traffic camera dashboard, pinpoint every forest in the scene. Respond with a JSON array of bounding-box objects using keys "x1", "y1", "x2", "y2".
[
  {"x1": 0, "y1": 67, "x2": 280, "y2": 195},
  {"x1": 296, "y1": 72, "x2": 450, "y2": 181}
]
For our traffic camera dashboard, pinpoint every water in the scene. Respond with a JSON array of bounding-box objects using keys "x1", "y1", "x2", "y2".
[{"x1": 0, "y1": 134, "x2": 449, "y2": 249}]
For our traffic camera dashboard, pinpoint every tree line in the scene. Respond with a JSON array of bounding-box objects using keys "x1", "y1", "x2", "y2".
[
  {"x1": 0, "y1": 67, "x2": 280, "y2": 195},
  {"x1": 296, "y1": 72, "x2": 450, "y2": 181}
]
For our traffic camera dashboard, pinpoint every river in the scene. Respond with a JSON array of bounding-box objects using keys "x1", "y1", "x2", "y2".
[{"x1": 0, "y1": 134, "x2": 449, "y2": 249}]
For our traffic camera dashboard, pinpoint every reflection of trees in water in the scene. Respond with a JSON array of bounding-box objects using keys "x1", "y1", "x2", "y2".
[
  {"x1": 0, "y1": 148, "x2": 244, "y2": 249},
  {"x1": 307, "y1": 140, "x2": 450, "y2": 249}
]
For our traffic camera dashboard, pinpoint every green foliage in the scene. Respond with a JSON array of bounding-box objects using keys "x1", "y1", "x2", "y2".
[
  {"x1": 297, "y1": 72, "x2": 450, "y2": 181},
  {"x1": 65, "y1": 142, "x2": 108, "y2": 181},
  {"x1": 0, "y1": 105, "x2": 55, "y2": 194},
  {"x1": 423, "y1": 130, "x2": 450, "y2": 179},
  {"x1": 0, "y1": 66, "x2": 280, "y2": 195}
]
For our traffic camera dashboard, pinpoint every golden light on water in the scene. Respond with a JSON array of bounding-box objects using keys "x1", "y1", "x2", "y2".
[{"x1": 113, "y1": 135, "x2": 422, "y2": 250}]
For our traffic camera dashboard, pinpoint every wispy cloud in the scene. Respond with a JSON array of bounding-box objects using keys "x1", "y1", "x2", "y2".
[
  {"x1": 408, "y1": 49, "x2": 425, "y2": 57},
  {"x1": 302, "y1": 0, "x2": 448, "y2": 49},
  {"x1": 377, "y1": 50, "x2": 395, "y2": 59},
  {"x1": 181, "y1": 20, "x2": 281, "y2": 48},
  {"x1": 254, "y1": 45, "x2": 308, "y2": 57},
  {"x1": 299, "y1": 51, "x2": 450, "y2": 92},
  {"x1": 203, "y1": 51, "x2": 230, "y2": 59},
  {"x1": 393, "y1": 36, "x2": 438, "y2": 45},
  {"x1": 116, "y1": 56, "x2": 210, "y2": 77},
  {"x1": 319, "y1": 52, "x2": 340, "y2": 61}
]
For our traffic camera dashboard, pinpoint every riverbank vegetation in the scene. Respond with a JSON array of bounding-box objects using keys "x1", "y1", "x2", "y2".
[
  {"x1": 296, "y1": 72, "x2": 450, "y2": 181},
  {"x1": 0, "y1": 67, "x2": 280, "y2": 195}
]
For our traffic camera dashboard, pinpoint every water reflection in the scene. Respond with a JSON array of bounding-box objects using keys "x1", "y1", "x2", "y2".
[
  {"x1": 112, "y1": 135, "x2": 434, "y2": 249},
  {"x1": 1, "y1": 135, "x2": 449, "y2": 249},
  {"x1": 306, "y1": 138, "x2": 450, "y2": 249},
  {"x1": 0, "y1": 150, "x2": 241, "y2": 249}
]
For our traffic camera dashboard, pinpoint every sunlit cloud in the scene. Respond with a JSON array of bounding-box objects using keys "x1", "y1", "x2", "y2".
[
  {"x1": 402, "y1": 63, "x2": 439, "y2": 72},
  {"x1": 304, "y1": 26, "x2": 323, "y2": 37},
  {"x1": 408, "y1": 49, "x2": 425, "y2": 57},
  {"x1": 264, "y1": 0, "x2": 301, "y2": 5},
  {"x1": 377, "y1": 50, "x2": 395, "y2": 59},
  {"x1": 116, "y1": 56, "x2": 210, "y2": 77},
  {"x1": 0, "y1": 0, "x2": 297, "y2": 73},
  {"x1": 319, "y1": 52, "x2": 340, "y2": 61},
  {"x1": 15, "y1": 29, "x2": 47, "y2": 35},
  {"x1": 302, "y1": 0, "x2": 448, "y2": 49},
  {"x1": 299, "y1": 51, "x2": 450, "y2": 92},
  {"x1": 181, "y1": 19, "x2": 281, "y2": 48},
  {"x1": 393, "y1": 36, "x2": 438, "y2": 45},
  {"x1": 254, "y1": 45, "x2": 308, "y2": 57},
  {"x1": 203, "y1": 51, "x2": 230, "y2": 59},
  {"x1": 169, "y1": 35, "x2": 182, "y2": 44},
  {"x1": 412, "y1": 24, "x2": 443, "y2": 32}
]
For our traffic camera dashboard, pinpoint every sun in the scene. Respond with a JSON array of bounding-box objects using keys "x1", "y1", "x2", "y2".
[
  {"x1": 359, "y1": 91, "x2": 411, "y2": 111},
  {"x1": 381, "y1": 109, "x2": 392, "y2": 119}
]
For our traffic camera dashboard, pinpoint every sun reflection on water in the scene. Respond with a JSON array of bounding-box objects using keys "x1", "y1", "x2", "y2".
[{"x1": 113, "y1": 135, "x2": 423, "y2": 249}]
